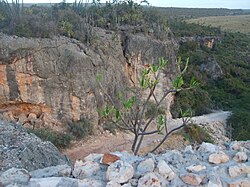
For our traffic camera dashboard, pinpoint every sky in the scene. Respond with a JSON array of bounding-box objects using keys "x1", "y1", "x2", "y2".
[{"x1": 22, "y1": 0, "x2": 250, "y2": 9}]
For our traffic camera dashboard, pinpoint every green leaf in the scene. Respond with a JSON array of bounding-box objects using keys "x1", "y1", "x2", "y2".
[
  {"x1": 123, "y1": 96, "x2": 136, "y2": 109},
  {"x1": 180, "y1": 109, "x2": 193, "y2": 118},
  {"x1": 190, "y1": 77, "x2": 200, "y2": 87},
  {"x1": 142, "y1": 68, "x2": 151, "y2": 75},
  {"x1": 157, "y1": 114, "x2": 165, "y2": 134},
  {"x1": 173, "y1": 76, "x2": 184, "y2": 90},
  {"x1": 181, "y1": 57, "x2": 189, "y2": 75},
  {"x1": 152, "y1": 64, "x2": 159, "y2": 73},
  {"x1": 115, "y1": 109, "x2": 121, "y2": 120},
  {"x1": 177, "y1": 56, "x2": 182, "y2": 65},
  {"x1": 159, "y1": 57, "x2": 169, "y2": 69},
  {"x1": 96, "y1": 74, "x2": 102, "y2": 82}
]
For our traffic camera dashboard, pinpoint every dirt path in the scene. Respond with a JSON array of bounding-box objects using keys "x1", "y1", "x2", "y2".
[{"x1": 62, "y1": 111, "x2": 231, "y2": 161}]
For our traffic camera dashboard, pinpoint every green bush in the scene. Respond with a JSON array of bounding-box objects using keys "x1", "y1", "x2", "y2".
[
  {"x1": 68, "y1": 118, "x2": 93, "y2": 139},
  {"x1": 171, "y1": 88, "x2": 211, "y2": 118},
  {"x1": 227, "y1": 110, "x2": 250, "y2": 141},
  {"x1": 145, "y1": 100, "x2": 165, "y2": 119},
  {"x1": 103, "y1": 122, "x2": 117, "y2": 134},
  {"x1": 27, "y1": 128, "x2": 72, "y2": 148},
  {"x1": 182, "y1": 124, "x2": 214, "y2": 144}
]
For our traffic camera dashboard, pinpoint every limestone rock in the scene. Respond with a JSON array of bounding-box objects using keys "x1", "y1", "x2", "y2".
[
  {"x1": 29, "y1": 177, "x2": 78, "y2": 187},
  {"x1": 72, "y1": 161, "x2": 101, "y2": 179},
  {"x1": 228, "y1": 178, "x2": 250, "y2": 187},
  {"x1": 138, "y1": 173, "x2": 161, "y2": 187},
  {"x1": 106, "y1": 161, "x2": 134, "y2": 184},
  {"x1": 0, "y1": 121, "x2": 70, "y2": 174},
  {"x1": 199, "y1": 142, "x2": 219, "y2": 153},
  {"x1": 78, "y1": 178, "x2": 105, "y2": 187},
  {"x1": 233, "y1": 152, "x2": 248, "y2": 162},
  {"x1": 180, "y1": 173, "x2": 203, "y2": 186},
  {"x1": 101, "y1": 153, "x2": 120, "y2": 165},
  {"x1": 229, "y1": 141, "x2": 250, "y2": 152},
  {"x1": 136, "y1": 158, "x2": 155, "y2": 177},
  {"x1": 184, "y1": 145, "x2": 194, "y2": 154},
  {"x1": 17, "y1": 113, "x2": 28, "y2": 125},
  {"x1": 156, "y1": 160, "x2": 175, "y2": 180},
  {"x1": 106, "y1": 181, "x2": 122, "y2": 187},
  {"x1": 27, "y1": 113, "x2": 37, "y2": 121},
  {"x1": 0, "y1": 31, "x2": 178, "y2": 127},
  {"x1": 122, "y1": 183, "x2": 132, "y2": 187},
  {"x1": 228, "y1": 164, "x2": 250, "y2": 178},
  {"x1": 84, "y1": 154, "x2": 103, "y2": 162},
  {"x1": 30, "y1": 164, "x2": 71, "y2": 178},
  {"x1": 208, "y1": 180, "x2": 223, "y2": 187},
  {"x1": 0, "y1": 168, "x2": 30, "y2": 186},
  {"x1": 186, "y1": 164, "x2": 206, "y2": 173},
  {"x1": 208, "y1": 151, "x2": 229, "y2": 164}
]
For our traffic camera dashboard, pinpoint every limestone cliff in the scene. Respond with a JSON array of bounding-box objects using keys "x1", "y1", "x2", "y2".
[{"x1": 0, "y1": 29, "x2": 179, "y2": 129}]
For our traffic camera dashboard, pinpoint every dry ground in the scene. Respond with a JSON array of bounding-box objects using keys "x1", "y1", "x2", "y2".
[
  {"x1": 187, "y1": 15, "x2": 250, "y2": 34},
  {"x1": 62, "y1": 111, "x2": 231, "y2": 162}
]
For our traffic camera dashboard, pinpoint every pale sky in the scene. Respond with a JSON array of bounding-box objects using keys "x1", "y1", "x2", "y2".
[{"x1": 22, "y1": 0, "x2": 250, "y2": 9}]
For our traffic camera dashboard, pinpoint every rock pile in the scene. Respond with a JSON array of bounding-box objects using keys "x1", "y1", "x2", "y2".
[
  {"x1": 1, "y1": 141, "x2": 249, "y2": 187},
  {"x1": 0, "y1": 120, "x2": 70, "y2": 175}
]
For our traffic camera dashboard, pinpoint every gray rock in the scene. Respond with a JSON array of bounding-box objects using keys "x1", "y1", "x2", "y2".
[
  {"x1": 208, "y1": 151, "x2": 229, "y2": 164},
  {"x1": 136, "y1": 158, "x2": 155, "y2": 177},
  {"x1": 29, "y1": 177, "x2": 78, "y2": 187},
  {"x1": 198, "y1": 142, "x2": 219, "y2": 153},
  {"x1": 233, "y1": 152, "x2": 248, "y2": 162},
  {"x1": 106, "y1": 181, "x2": 122, "y2": 187},
  {"x1": 186, "y1": 164, "x2": 206, "y2": 173},
  {"x1": 106, "y1": 161, "x2": 134, "y2": 184},
  {"x1": 78, "y1": 178, "x2": 105, "y2": 187},
  {"x1": 137, "y1": 173, "x2": 161, "y2": 187},
  {"x1": 0, "y1": 168, "x2": 30, "y2": 186},
  {"x1": 72, "y1": 161, "x2": 101, "y2": 179},
  {"x1": 84, "y1": 154, "x2": 103, "y2": 162},
  {"x1": 180, "y1": 173, "x2": 203, "y2": 186},
  {"x1": 30, "y1": 164, "x2": 71, "y2": 178},
  {"x1": 156, "y1": 160, "x2": 175, "y2": 180},
  {"x1": 0, "y1": 121, "x2": 70, "y2": 174},
  {"x1": 228, "y1": 164, "x2": 250, "y2": 178},
  {"x1": 184, "y1": 145, "x2": 194, "y2": 154}
]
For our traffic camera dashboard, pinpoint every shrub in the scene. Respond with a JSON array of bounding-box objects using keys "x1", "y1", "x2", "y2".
[
  {"x1": 182, "y1": 124, "x2": 214, "y2": 144},
  {"x1": 68, "y1": 118, "x2": 93, "y2": 139},
  {"x1": 145, "y1": 100, "x2": 165, "y2": 119},
  {"x1": 103, "y1": 122, "x2": 117, "y2": 134},
  {"x1": 27, "y1": 128, "x2": 72, "y2": 148},
  {"x1": 171, "y1": 88, "x2": 211, "y2": 118}
]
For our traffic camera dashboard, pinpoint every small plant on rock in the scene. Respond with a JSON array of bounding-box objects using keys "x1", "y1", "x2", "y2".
[{"x1": 97, "y1": 57, "x2": 199, "y2": 155}]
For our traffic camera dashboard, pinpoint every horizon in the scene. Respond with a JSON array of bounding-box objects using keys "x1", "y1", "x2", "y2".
[{"x1": 21, "y1": 0, "x2": 250, "y2": 10}]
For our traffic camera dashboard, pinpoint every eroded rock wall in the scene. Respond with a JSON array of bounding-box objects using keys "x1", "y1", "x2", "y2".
[{"x1": 0, "y1": 30, "x2": 179, "y2": 128}]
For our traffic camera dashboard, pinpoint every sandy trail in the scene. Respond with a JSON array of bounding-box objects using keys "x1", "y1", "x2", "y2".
[{"x1": 62, "y1": 111, "x2": 231, "y2": 161}]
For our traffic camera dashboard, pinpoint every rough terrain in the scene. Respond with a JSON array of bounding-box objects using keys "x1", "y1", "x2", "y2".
[
  {"x1": 0, "y1": 31, "x2": 178, "y2": 130},
  {"x1": 64, "y1": 111, "x2": 232, "y2": 161},
  {"x1": 1, "y1": 138, "x2": 250, "y2": 186},
  {"x1": 0, "y1": 120, "x2": 70, "y2": 175}
]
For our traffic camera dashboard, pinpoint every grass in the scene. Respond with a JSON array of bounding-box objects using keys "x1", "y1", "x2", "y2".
[{"x1": 187, "y1": 15, "x2": 250, "y2": 34}]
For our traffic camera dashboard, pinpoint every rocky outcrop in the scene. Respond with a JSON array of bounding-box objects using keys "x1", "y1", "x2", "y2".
[
  {"x1": 0, "y1": 30, "x2": 178, "y2": 129},
  {"x1": 0, "y1": 120, "x2": 70, "y2": 175},
  {"x1": 200, "y1": 57, "x2": 223, "y2": 80},
  {"x1": 178, "y1": 36, "x2": 219, "y2": 49},
  {"x1": 1, "y1": 141, "x2": 249, "y2": 187}
]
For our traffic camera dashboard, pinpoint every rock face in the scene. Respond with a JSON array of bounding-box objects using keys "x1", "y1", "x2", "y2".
[
  {"x1": 1, "y1": 141, "x2": 250, "y2": 187},
  {"x1": 0, "y1": 30, "x2": 178, "y2": 128},
  {"x1": 0, "y1": 120, "x2": 70, "y2": 175}
]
